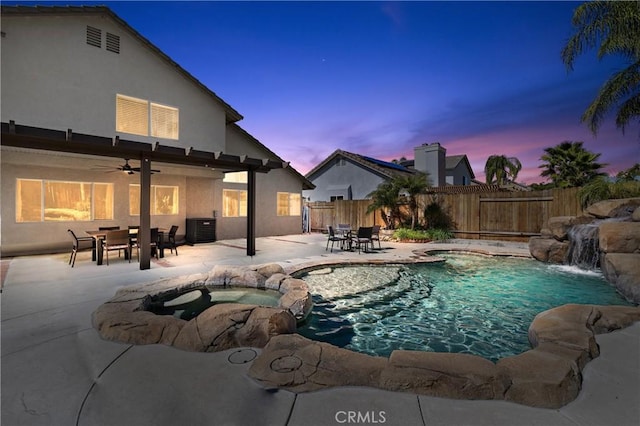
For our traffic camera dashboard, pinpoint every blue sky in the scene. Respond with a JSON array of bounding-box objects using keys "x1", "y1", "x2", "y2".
[{"x1": 9, "y1": 1, "x2": 640, "y2": 183}]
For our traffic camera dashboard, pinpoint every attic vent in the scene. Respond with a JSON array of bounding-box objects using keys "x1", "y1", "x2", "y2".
[
  {"x1": 86, "y1": 26, "x2": 101, "y2": 48},
  {"x1": 106, "y1": 32, "x2": 120, "y2": 54}
]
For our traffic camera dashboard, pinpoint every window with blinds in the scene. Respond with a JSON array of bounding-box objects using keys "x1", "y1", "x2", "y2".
[
  {"x1": 116, "y1": 95, "x2": 149, "y2": 136},
  {"x1": 116, "y1": 95, "x2": 179, "y2": 140},
  {"x1": 151, "y1": 103, "x2": 179, "y2": 139},
  {"x1": 277, "y1": 192, "x2": 301, "y2": 216},
  {"x1": 223, "y1": 189, "x2": 247, "y2": 217},
  {"x1": 16, "y1": 179, "x2": 114, "y2": 222}
]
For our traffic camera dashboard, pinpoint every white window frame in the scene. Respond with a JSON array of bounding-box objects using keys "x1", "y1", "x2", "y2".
[
  {"x1": 16, "y1": 179, "x2": 114, "y2": 222},
  {"x1": 116, "y1": 94, "x2": 179, "y2": 140},
  {"x1": 223, "y1": 189, "x2": 247, "y2": 217},
  {"x1": 277, "y1": 192, "x2": 302, "y2": 216}
]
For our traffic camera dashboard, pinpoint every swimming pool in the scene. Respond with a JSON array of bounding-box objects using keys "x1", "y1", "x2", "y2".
[{"x1": 297, "y1": 254, "x2": 634, "y2": 361}]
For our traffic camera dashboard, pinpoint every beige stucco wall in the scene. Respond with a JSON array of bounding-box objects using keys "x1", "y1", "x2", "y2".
[
  {"x1": 214, "y1": 125, "x2": 303, "y2": 240},
  {"x1": 0, "y1": 150, "x2": 197, "y2": 256},
  {"x1": 0, "y1": 12, "x2": 307, "y2": 255},
  {"x1": 1, "y1": 13, "x2": 228, "y2": 151}
]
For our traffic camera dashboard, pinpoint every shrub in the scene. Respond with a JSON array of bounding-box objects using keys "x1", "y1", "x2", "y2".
[
  {"x1": 392, "y1": 227, "x2": 453, "y2": 242},
  {"x1": 579, "y1": 177, "x2": 640, "y2": 208},
  {"x1": 423, "y1": 201, "x2": 452, "y2": 230}
]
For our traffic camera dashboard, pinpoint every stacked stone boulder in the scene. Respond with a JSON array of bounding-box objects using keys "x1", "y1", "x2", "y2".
[
  {"x1": 529, "y1": 198, "x2": 640, "y2": 304},
  {"x1": 248, "y1": 304, "x2": 640, "y2": 408},
  {"x1": 92, "y1": 263, "x2": 312, "y2": 352}
]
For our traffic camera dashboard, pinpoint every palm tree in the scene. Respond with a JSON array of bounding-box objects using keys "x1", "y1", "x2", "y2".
[
  {"x1": 616, "y1": 163, "x2": 640, "y2": 181},
  {"x1": 366, "y1": 180, "x2": 401, "y2": 230},
  {"x1": 394, "y1": 173, "x2": 431, "y2": 229},
  {"x1": 561, "y1": 1, "x2": 640, "y2": 134},
  {"x1": 484, "y1": 155, "x2": 522, "y2": 185},
  {"x1": 539, "y1": 141, "x2": 607, "y2": 188}
]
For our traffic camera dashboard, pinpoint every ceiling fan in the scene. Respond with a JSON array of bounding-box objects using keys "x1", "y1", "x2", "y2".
[{"x1": 92, "y1": 159, "x2": 160, "y2": 174}]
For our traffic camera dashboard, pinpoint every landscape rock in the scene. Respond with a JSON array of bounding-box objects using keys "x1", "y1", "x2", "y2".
[
  {"x1": 249, "y1": 334, "x2": 386, "y2": 392},
  {"x1": 546, "y1": 216, "x2": 592, "y2": 241},
  {"x1": 601, "y1": 253, "x2": 640, "y2": 304},
  {"x1": 278, "y1": 288, "x2": 313, "y2": 321},
  {"x1": 93, "y1": 309, "x2": 186, "y2": 346},
  {"x1": 205, "y1": 265, "x2": 266, "y2": 288},
  {"x1": 380, "y1": 351, "x2": 509, "y2": 399},
  {"x1": 528, "y1": 304, "x2": 600, "y2": 358},
  {"x1": 598, "y1": 221, "x2": 640, "y2": 254},
  {"x1": 497, "y1": 349, "x2": 581, "y2": 408},
  {"x1": 586, "y1": 198, "x2": 640, "y2": 219},
  {"x1": 633, "y1": 207, "x2": 640, "y2": 222},
  {"x1": 528, "y1": 236, "x2": 569, "y2": 263},
  {"x1": 265, "y1": 273, "x2": 287, "y2": 291},
  {"x1": 257, "y1": 263, "x2": 285, "y2": 278},
  {"x1": 173, "y1": 304, "x2": 296, "y2": 352}
]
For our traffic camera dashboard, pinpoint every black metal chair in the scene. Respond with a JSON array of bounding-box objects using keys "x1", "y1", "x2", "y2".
[
  {"x1": 150, "y1": 227, "x2": 160, "y2": 260},
  {"x1": 326, "y1": 226, "x2": 347, "y2": 252},
  {"x1": 163, "y1": 225, "x2": 179, "y2": 255},
  {"x1": 128, "y1": 225, "x2": 140, "y2": 246},
  {"x1": 351, "y1": 227, "x2": 373, "y2": 254},
  {"x1": 67, "y1": 229, "x2": 95, "y2": 267}
]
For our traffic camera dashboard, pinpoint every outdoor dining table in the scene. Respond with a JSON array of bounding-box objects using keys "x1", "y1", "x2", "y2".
[{"x1": 86, "y1": 228, "x2": 167, "y2": 265}]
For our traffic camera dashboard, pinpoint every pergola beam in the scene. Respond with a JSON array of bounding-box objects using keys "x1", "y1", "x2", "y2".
[{"x1": 2, "y1": 121, "x2": 286, "y2": 268}]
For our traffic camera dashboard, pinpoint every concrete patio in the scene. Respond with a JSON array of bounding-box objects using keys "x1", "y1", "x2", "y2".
[{"x1": 1, "y1": 234, "x2": 639, "y2": 425}]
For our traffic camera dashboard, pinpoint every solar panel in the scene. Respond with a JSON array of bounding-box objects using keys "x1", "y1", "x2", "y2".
[{"x1": 360, "y1": 155, "x2": 410, "y2": 172}]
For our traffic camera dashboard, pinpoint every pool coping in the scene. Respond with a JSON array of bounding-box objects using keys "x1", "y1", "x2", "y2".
[{"x1": 91, "y1": 248, "x2": 640, "y2": 409}]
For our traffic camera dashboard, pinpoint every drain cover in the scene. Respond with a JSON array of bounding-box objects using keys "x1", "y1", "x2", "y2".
[{"x1": 228, "y1": 348, "x2": 258, "y2": 364}]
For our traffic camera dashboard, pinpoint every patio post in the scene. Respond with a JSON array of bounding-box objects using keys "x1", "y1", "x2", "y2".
[
  {"x1": 139, "y1": 155, "x2": 151, "y2": 270},
  {"x1": 247, "y1": 168, "x2": 256, "y2": 256}
]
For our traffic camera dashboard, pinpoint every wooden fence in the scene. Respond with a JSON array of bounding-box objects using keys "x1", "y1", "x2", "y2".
[{"x1": 306, "y1": 187, "x2": 583, "y2": 242}]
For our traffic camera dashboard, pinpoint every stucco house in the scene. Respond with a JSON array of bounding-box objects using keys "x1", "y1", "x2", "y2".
[
  {"x1": 304, "y1": 143, "x2": 475, "y2": 201},
  {"x1": 0, "y1": 5, "x2": 313, "y2": 265}
]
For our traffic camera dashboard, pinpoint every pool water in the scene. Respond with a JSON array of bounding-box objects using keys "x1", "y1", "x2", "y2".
[
  {"x1": 150, "y1": 287, "x2": 281, "y2": 321},
  {"x1": 297, "y1": 254, "x2": 634, "y2": 361}
]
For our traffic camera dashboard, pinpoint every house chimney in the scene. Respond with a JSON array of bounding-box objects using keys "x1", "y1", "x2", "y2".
[{"x1": 413, "y1": 143, "x2": 446, "y2": 187}]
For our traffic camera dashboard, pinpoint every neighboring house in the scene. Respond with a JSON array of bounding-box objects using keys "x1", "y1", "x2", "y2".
[
  {"x1": 303, "y1": 149, "x2": 416, "y2": 201},
  {"x1": 400, "y1": 143, "x2": 476, "y2": 186},
  {"x1": 0, "y1": 5, "x2": 313, "y2": 260},
  {"x1": 304, "y1": 143, "x2": 475, "y2": 201}
]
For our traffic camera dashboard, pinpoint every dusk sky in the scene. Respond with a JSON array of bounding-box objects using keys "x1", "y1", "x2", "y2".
[{"x1": 16, "y1": 1, "x2": 640, "y2": 183}]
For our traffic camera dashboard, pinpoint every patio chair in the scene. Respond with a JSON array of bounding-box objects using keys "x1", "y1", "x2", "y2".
[
  {"x1": 163, "y1": 225, "x2": 179, "y2": 255},
  {"x1": 67, "y1": 229, "x2": 95, "y2": 267},
  {"x1": 128, "y1": 225, "x2": 140, "y2": 246},
  {"x1": 102, "y1": 229, "x2": 135, "y2": 265},
  {"x1": 371, "y1": 225, "x2": 381, "y2": 250},
  {"x1": 326, "y1": 226, "x2": 347, "y2": 252},
  {"x1": 150, "y1": 227, "x2": 160, "y2": 260},
  {"x1": 351, "y1": 227, "x2": 373, "y2": 254}
]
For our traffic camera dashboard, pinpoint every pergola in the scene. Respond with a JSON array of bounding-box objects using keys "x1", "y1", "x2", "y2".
[{"x1": 1, "y1": 120, "x2": 288, "y2": 269}]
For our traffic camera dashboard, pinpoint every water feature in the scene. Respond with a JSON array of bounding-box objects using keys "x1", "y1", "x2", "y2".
[
  {"x1": 296, "y1": 254, "x2": 634, "y2": 362},
  {"x1": 565, "y1": 217, "x2": 629, "y2": 270},
  {"x1": 566, "y1": 223, "x2": 600, "y2": 270}
]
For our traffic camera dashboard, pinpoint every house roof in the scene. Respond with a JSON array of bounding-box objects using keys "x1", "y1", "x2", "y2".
[
  {"x1": 445, "y1": 155, "x2": 476, "y2": 179},
  {"x1": 1, "y1": 5, "x2": 243, "y2": 123},
  {"x1": 227, "y1": 123, "x2": 315, "y2": 190},
  {"x1": 305, "y1": 149, "x2": 416, "y2": 181}
]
